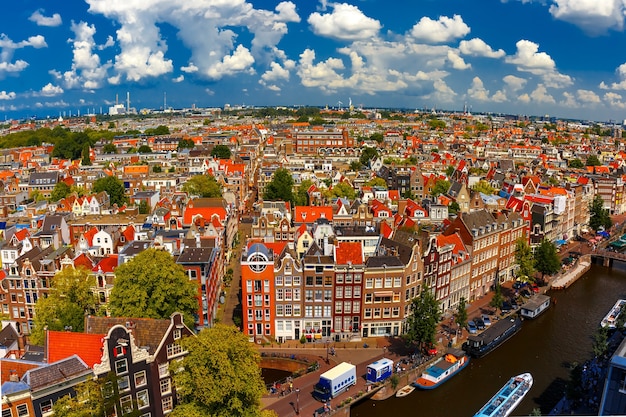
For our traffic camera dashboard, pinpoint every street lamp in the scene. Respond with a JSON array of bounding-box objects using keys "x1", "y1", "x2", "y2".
[{"x1": 295, "y1": 388, "x2": 300, "y2": 415}]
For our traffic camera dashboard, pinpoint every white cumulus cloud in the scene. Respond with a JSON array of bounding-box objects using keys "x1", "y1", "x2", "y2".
[
  {"x1": 308, "y1": 3, "x2": 381, "y2": 41},
  {"x1": 505, "y1": 40, "x2": 572, "y2": 88},
  {"x1": 599, "y1": 62, "x2": 626, "y2": 90},
  {"x1": 173, "y1": 75, "x2": 184, "y2": 83},
  {"x1": 467, "y1": 77, "x2": 490, "y2": 101},
  {"x1": 458, "y1": 38, "x2": 505, "y2": 58},
  {"x1": 29, "y1": 10, "x2": 62, "y2": 27},
  {"x1": 0, "y1": 34, "x2": 47, "y2": 76},
  {"x1": 604, "y1": 91, "x2": 626, "y2": 108},
  {"x1": 86, "y1": 0, "x2": 300, "y2": 82},
  {"x1": 503, "y1": 74, "x2": 527, "y2": 91},
  {"x1": 529, "y1": 84, "x2": 555, "y2": 103},
  {"x1": 447, "y1": 50, "x2": 470, "y2": 70},
  {"x1": 39, "y1": 83, "x2": 64, "y2": 97},
  {"x1": 410, "y1": 15, "x2": 470, "y2": 44},
  {"x1": 0, "y1": 91, "x2": 16, "y2": 100},
  {"x1": 549, "y1": 0, "x2": 626, "y2": 35}
]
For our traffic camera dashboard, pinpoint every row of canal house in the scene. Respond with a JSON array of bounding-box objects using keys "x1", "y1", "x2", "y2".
[{"x1": 241, "y1": 208, "x2": 528, "y2": 343}]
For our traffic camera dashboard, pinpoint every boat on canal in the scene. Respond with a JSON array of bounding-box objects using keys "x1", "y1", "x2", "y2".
[
  {"x1": 474, "y1": 373, "x2": 533, "y2": 417},
  {"x1": 520, "y1": 294, "x2": 551, "y2": 319},
  {"x1": 601, "y1": 299, "x2": 626, "y2": 329},
  {"x1": 413, "y1": 348, "x2": 470, "y2": 389},
  {"x1": 462, "y1": 316, "x2": 522, "y2": 358},
  {"x1": 395, "y1": 384, "x2": 415, "y2": 398}
]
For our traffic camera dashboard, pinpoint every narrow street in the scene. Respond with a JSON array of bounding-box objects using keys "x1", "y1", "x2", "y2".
[{"x1": 219, "y1": 219, "x2": 251, "y2": 327}]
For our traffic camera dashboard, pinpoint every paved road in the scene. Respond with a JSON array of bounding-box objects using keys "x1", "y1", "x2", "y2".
[{"x1": 220, "y1": 219, "x2": 251, "y2": 327}]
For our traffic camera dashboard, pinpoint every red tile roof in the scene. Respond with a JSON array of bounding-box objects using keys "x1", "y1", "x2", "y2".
[
  {"x1": 47, "y1": 331, "x2": 105, "y2": 368},
  {"x1": 335, "y1": 241, "x2": 363, "y2": 265},
  {"x1": 93, "y1": 254, "x2": 118, "y2": 273},
  {"x1": 293, "y1": 206, "x2": 334, "y2": 223}
]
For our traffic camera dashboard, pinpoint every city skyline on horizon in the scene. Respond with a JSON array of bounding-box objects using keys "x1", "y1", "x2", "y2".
[{"x1": 3, "y1": 1, "x2": 626, "y2": 122}]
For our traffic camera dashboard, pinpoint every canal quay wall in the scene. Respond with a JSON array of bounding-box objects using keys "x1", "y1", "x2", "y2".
[{"x1": 549, "y1": 254, "x2": 591, "y2": 290}]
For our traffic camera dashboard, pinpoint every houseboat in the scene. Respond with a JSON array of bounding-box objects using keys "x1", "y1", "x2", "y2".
[
  {"x1": 462, "y1": 316, "x2": 522, "y2": 358},
  {"x1": 474, "y1": 373, "x2": 533, "y2": 417},
  {"x1": 413, "y1": 349, "x2": 470, "y2": 389},
  {"x1": 601, "y1": 299, "x2": 626, "y2": 329},
  {"x1": 520, "y1": 294, "x2": 551, "y2": 319}
]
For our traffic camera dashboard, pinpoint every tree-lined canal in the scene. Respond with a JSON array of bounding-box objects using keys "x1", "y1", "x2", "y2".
[{"x1": 352, "y1": 264, "x2": 626, "y2": 417}]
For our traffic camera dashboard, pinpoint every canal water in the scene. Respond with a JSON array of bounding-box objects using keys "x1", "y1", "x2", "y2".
[{"x1": 352, "y1": 264, "x2": 626, "y2": 417}]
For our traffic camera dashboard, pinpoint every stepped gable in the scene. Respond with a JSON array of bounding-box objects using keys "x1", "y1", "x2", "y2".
[{"x1": 85, "y1": 316, "x2": 171, "y2": 355}]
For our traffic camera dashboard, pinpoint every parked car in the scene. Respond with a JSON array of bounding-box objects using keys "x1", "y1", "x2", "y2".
[
  {"x1": 531, "y1": 284, "x2": 540, "y2": 293},
  {"x1": 513, "y1": 281, "x2": 526, "y2": 290},
  {"x1": 501, "y1": 302, "x2": 512, "y2": 314},
  {"x1": 467, "y1": 320, "x2": 477, "y2": 334},
  {"x1": 474, "y1": 317, "x2": 485, "y2": 330},
  {"x1": 482, "y1": 314, "x2": 492, "y2": 327},
  {"x1": 520, "y1": 289, "x2": 532, "y2": 298},
  {"x1": 510, "y1": 299, "x2": 519, "y2": 310}
]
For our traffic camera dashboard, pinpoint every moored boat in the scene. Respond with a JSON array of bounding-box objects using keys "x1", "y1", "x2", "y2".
[
  {"x1": 395, "y1": 384, "x2": 415, "y2": 398},
  {"x1": 463, "y1": 316, "x2": 522, "y2": 358},
  {"x1": 413, "y1": 348, "x2": 470, "y2": 389},
  {"x1": 601, "y1": 299, "x2": 626, "y2": 329},
  {"x1": 520, "y1": 294, "x2": 551, "y2": 319},
  {"x1": 474, "y1": 373, "x2": 533, "y2": 417}
]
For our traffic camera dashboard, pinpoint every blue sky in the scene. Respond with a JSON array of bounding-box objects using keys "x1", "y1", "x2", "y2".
[{"x1": 2, "y1": 0, "x2": 626, "y2": 122}]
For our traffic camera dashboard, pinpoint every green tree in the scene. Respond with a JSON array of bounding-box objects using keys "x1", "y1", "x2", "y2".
[
  {"x1": 263, "y1": 168, "x2": 294, "y2": 204},
  {"x1": 172, "y1": 324, "x2": 276, "y2": 417},
  {"x1": 51, "y1": 379, "x2": 105, "y2": 417},
  {"x1": 472, "y1": 180, "x2": 496, "y2": 195},
  {"x1": 489, "y1": 282, "x2": 505, "y2": 314},
  {"x1": 428, "y1": 119, "x2": 446, "y2": 130},
  {"x1": 178, "y1": 138, "x2": 195, "y2": 150},
  {"x1": 81, "y1": 144, "x2": 91, "y2": 166},
  {"x1": 294, "y1": 179, "x2": 313, "y2": 206},
  {"x1": 93, "y1": 175, "x2": 128, "y2": 207},
  {"x1": 534, "y1": 239, "x2": 561, "y2": 280},
  {"x1": 152, "y1": 165, "x2": 162, "y2": 173},
  {"x1": 586, "y1": 154, "x2": 601, "y2": 166},
  {"x1": 349, "y1": 160, "x2": 362, "y2": 171},
  {"x1": 29, "y1": 189, "x2": 46, "y2": 202},
  {"x1": 568, "y1": 158, "x2": 584, "y2": 169},
  {"x1": 403, "y1": 288, "x2": 440, "y2": 352},
  {"x1": 364, "y1": 177, "x2": 387, "y2": 188},
  {"x1": 324, "y1": 182, "x2": 357, "y2": 201},
  {"x1": 454, "y1": 297, "x2": 468, "y2": 334},
  {"x1": 369, "y1": 132, "x2": 384, "y2": 144},
  {"x1": 589, "y1": 195, "x2": 612, "y2": 232},
  {"x1": 102, "y1": 143, "x2": 118, "y2": 154},
  {"x1": 145, "y1": 125, "x2": 170, "y2": 135},
  {"x1": 514, "y1": 238, "x2": 535, "y2": 281},
  {"x1": 182, "y1": 174, "x2": 222, "y2": 198},
  {"x1": 448, "y1": 201, "x2": 460, "y2": 215},
  {"x1": 30, "y1": 267, "x2": 97, "y2": 345},
  {"x1": 138, "y1": 200, "x2": 150, "y2": 214},
  {"x1": 50, "y1": 181, "x2": 72, "y2": 201},
  {"x1": 592, "y1": 327, "x2": 609, "y2": 358},
  {"x1": 445, "y1": 165, "x2": 455, "y2": 177},
  {"x1": 109, "y1": 249, "x2": 198, "y2": 329},
  {"x1": 210, "y1": 144, "x2": 232, "y2": 159},
  {"x1": 359, "y1": 147, "x2": 378, "y2": 167},
  {"x1": 431, "y1": 179, "x2": 450, "y2": 197},
  {"x1": 137, "y1": 145, "x2": 152, "y2": 153}
]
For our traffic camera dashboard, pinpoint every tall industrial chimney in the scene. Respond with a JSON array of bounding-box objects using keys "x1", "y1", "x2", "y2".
[{"x1": 126, "y1": 92, "x2": 130, "y2": 112}]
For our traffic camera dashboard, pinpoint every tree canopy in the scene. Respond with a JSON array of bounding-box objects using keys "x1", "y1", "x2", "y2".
[
  {"x1": 50, "y1": 181, "x2": 72, "y2": 202},
  {"x1": 589, "y1": 195, "x2": 612, "y2": 232},
  {"x1": 137, "y1": 145, "x2": 152, "y2": 153},
  {"x1": 472, "y1": 180, "x2": 496, "y2": 195},
  {"x1": 51, "y1": 379, "x2": 106, "y2": 417},
  {"x1": 144, "y1": 125, "x2": 170, "y2": 136},
  {"x1": 323, "y1": 181, "x2": 357, "y2": 201},
  {"x1": 586, "y1": 154, "x2": 602, "y2": 166},
  {"x1": 102, "y1": 143, "x2": 118, "y2": 154},
  {"x1": 534, "y1": 239, "x2": 561, "y2": 279},
  {"x1": 359, "y1": 147, "x2": 378, "y2": 167},
  {"x1": 514, "y1": 238, "x2": 535, "y2": 281},
  {"x1": 454, "y1": 297, "x2": 468, "y2": 333},
  {"x1": 109, "y1": 249, "x2": 198, "y2": 329},
  {"x1": 293, "y1": 178, "x2": 313, "y2": 206},
  {"x1": 431, "y1": 179, "x2": 450, "y2": 197},
  {"x1": 568, "y1": 158, "x2": 584, "y2": 169},
  {"x1": 182, "y1": 174, "x2": 223, "y2": 198},
  {"x1": 93, "y1": 175, "x2": 127, "y2": 207},
  {"x1": 210, "y1": 144, "x2": 232, "y2": 159},
  {"x1": 489, "y1": 282, "x2": 505, "y2": 313},
  {"x1": 172, "y1": 324, "x2": 276, "y2": 417},
  {"x1": 30, "y1": 267, "x2": 97, "y2": 345},
  {"x1": 263, "y1": 168, "x2": 294, "y2": 204},
  {"x1": 177, "y1": 138, "x2": 195, "y2": 150},
  {"x1": 403, "y1": 288, "x2": 440, "y2": 351}
]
